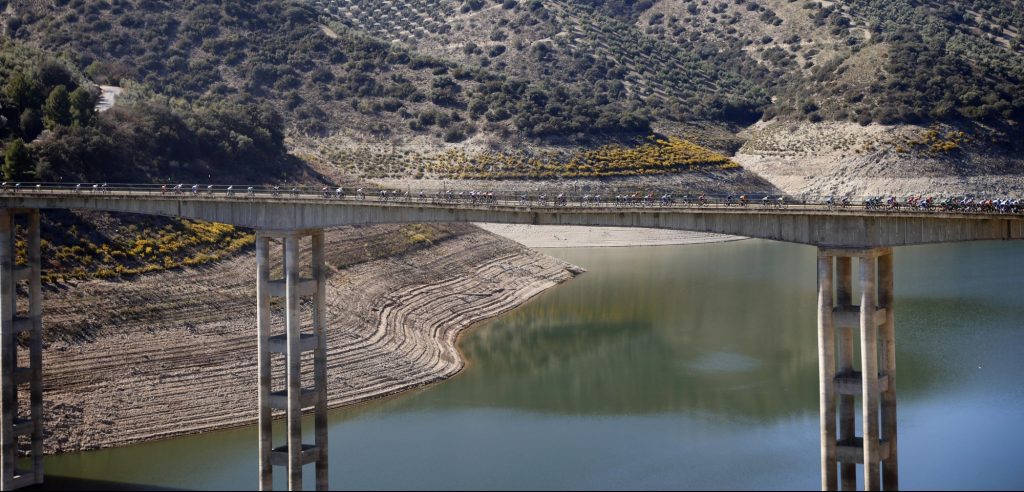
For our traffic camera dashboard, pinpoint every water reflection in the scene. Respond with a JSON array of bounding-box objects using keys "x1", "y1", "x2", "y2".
[{"x1": 427, "y1": 241, "x2": 935, "y2": 420}]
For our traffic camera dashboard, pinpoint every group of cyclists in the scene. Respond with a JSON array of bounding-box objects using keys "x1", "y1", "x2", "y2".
[
  {"x1": 1, "y1": 182, "x2": 1021, "y2": 215},
  {"x1": 433, "y1": 190, "x2": 499, "y2": 205},
  {"x1": 856, "y1": 194, "x2": 1023, "y2": 214}
]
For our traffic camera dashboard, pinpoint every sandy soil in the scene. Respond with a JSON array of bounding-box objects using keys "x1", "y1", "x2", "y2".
[
  {"x1": 35, "y1": 224, "x2": 579, "y2": 453},
  {"x1": 474, "y1": 223, "x2": 744, "y2": 248}
]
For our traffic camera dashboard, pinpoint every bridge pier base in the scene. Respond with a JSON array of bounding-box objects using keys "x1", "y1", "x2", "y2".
[
  {"x1": 0, "y1": 209, "x2": 44, "y2": 491},
  {"x1": 257, "y1": 229, "x2": 329, "y2": 491},
  {"x1": 817, "y1": 247, "x2": 898, "y2": 491}
]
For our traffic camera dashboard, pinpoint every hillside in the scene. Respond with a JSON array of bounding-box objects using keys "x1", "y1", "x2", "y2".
[
  {"x1": 1, "y1": 0, "x2": 1023, "y2": 195},
  {"x1": 315, "y1": 0, "x2": 1023, "y2": 127}
]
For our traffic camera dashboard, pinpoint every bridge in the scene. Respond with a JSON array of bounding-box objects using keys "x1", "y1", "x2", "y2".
[{"x1": 0, "y1": 185, "x2": 1022, "y2": 491}]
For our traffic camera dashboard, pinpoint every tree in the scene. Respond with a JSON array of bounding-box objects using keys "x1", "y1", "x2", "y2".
[
  {"x1": 4, "y1": 73, "x2": 44, "y2": 111},
  {"x1": 3, "y1": 139, "x2": 34, "y2": 181},
  {"x1": 35, "y1": 61, "x2": 76, "y2": 92},
  {"x1": 69, "y1": 87, "x2": 96, "y2": 126},
  {"x1": 43, "y1": 85, "x2": 72, "y2": 129},
  {"x1": 20, "y1": 109, "x2": 43, "y2": 141}
]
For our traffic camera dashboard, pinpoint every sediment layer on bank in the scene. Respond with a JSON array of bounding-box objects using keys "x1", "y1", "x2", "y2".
[
  {"x1": 36, "y1": 224, "x2": 579, "y2": 453},
  {"x1": 474, "y1": 223, "x2": 744, "y2": 248}
]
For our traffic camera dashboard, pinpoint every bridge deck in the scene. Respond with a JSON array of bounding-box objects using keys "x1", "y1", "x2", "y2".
[{"x1": 1, "y1": 188, "x2": 1022, "y2": 248}]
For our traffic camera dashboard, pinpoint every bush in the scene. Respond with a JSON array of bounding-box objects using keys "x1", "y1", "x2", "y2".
[
  {"x1": 3, "y1": 139, "x2": 34, "y2": 180},
  {"x1": 20, "y1": 109, "x2": 43, "y2": 141}
]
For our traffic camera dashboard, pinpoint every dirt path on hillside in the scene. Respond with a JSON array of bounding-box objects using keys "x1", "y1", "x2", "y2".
[{"x1": 35, "y1": 224, "x2": 579, "y2": 453}]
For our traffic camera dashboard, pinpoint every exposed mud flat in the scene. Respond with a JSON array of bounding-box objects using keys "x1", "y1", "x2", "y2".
[
  {"x1": 36, "y1": 224, "x2": 579, "y2": 453},
  {"x1": 474, "y1": 223, "x2": 744, "y2": 248}
]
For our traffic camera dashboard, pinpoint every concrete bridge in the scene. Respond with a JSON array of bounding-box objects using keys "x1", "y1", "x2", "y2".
[{"x1": 0, "y1": 187, "x2": 1022, "y2": 491}]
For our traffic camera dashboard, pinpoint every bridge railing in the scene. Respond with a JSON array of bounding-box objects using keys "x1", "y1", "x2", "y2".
[{"x1": 0, "y1": 182, "x2": 1021, "y2": 216}]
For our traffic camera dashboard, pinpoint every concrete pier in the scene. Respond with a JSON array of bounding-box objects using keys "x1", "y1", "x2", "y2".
[
  {"x1": 817, "y1": 248, "x2": 898, "y2": 491},
  {"x1": 817, "y1": 253, "x2": 837, "y2": 491},
  {"x1": 0, "y1": 210, "x2": 43, "y2": 490},
  {"x1": 256, "y1": 230, "x2": 329, "y2": 491},
  {"x1": 836, "y1": 257, "x2": 857, "y2": 491}
]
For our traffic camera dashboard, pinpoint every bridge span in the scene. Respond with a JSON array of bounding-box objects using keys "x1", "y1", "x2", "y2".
[
  {"x1": 2, "y1": 188, "x2": 1022, "y2": 248},
  {"x1": 0, "y1": 187, "x2": 1021, "y2": 490}
]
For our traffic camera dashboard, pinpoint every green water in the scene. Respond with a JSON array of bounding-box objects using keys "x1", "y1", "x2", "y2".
[{"x1": 42, "y1": 240, "x2": 1024, "y2": 490}]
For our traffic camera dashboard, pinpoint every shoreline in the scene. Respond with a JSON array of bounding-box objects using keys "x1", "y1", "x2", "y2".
[
  {"x1": 38, "y1": 223, "x2": 730, "y2": 454},
  {"x1": 39, "y1": 224, "x2": 580, "y2": 454},
  {"x1": 473, "y1": 223, "x2": 746, "y2": 248}
]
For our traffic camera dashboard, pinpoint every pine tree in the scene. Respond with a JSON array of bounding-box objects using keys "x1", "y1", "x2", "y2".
[
  {"x1": 69, "y1": 87, "x2": 96, "y2": 127},
  {"x1": 4, "y1": 72, "x2": 44, "y2": 111},
  {"x1": 2, "y1": 139, "x2": 34, "y2": 181},
  {"x1": 43, "y1": 85, "x2": 72, "y2": 129}
]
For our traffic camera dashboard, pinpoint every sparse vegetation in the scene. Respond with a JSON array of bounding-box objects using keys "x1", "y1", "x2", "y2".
[
  {"x1": 894, "y1": 127, "x2": 971, "y2": 156},
  {"x1": 18, "y1": 213, "x2": 255, "y2": 284},
  {"x1": 326, "y1": 135, "x2": 736, "y2": 180}
]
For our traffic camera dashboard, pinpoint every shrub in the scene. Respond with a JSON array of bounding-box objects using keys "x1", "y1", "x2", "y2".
[{"x1": 3, "y1": 139, "x2": 34, "y2": 180}]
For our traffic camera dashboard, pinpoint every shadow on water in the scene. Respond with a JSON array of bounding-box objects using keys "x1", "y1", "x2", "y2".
[{"x1": 27, "y1": 476, "x2": 182, "y2": 491}]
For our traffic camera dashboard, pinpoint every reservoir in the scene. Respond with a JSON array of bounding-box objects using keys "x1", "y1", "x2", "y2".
[{"x1": 43, "y1": 239, "x2": 1024, "y2": 490}]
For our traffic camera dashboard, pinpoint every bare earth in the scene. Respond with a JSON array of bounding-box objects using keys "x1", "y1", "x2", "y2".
[
  {"x1": 37, "y1": 224, "x2": 580, "y2": 453},
  {"x1": 474, "y1": 223, "x2": 744, "y2": 248},
  {"x1": 736, "y1": 121, "x2": 1024, "y2": 197}
]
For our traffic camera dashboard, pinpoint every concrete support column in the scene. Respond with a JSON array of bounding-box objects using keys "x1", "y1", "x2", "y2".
[
  {"x1": 311, "y1": 232, "x2": 328, "y2": 491},
  {"x1": 878, "y1": 252, "x2": 898, "y2": 491},
  {"x1": 0, "y1": 209, "x2": 44, "y2": 491},
  {"x1": 817, "y1": 254, "x2": 837, "y2": 492},
  {"x1": 256, "y1": 235, "x2": 272, "y2": 491},
  {"x1": 0, "y1": 211, "x2": 13, "y2": 490},
  {"x1": 284, "y1": 235, "x2": 302, "y2": 491},
  {"x1": 835, "y1": 258, "x2": 857, "y2": 491},
  {"x1": 26, "y1": 212, "x2": 42, "y2": 486},
  {"x1": 816, "y1": 247, "x2": 898, "y2": 492},
  {"x1": 859, "y1": 255, "x2": 881, "y2": 491},
  {"x1": 255, "y1": 229, "x2": 329, "y2": 491}
]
